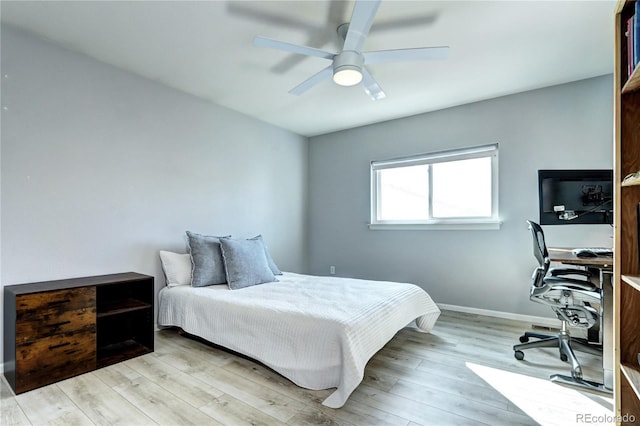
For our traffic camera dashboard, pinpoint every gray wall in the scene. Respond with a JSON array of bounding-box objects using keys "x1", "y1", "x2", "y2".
[
  {"x1": 1, "y1": 27, "x2": 309, "y2": 361},
  {"x1": 308, "y1": 75, "x2": 613, "y2": 318},
  {"x1": 0, "y1": 24, "x2": 614, "y2": 368}
]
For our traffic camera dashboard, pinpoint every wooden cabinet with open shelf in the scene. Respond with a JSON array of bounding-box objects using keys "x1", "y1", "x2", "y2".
[
  {"x1": 3, "y1": 272, "x2": 154, "y2": 394},
  {"x1": 614, "y1": 0, "x2": 640, "y2": 422}
]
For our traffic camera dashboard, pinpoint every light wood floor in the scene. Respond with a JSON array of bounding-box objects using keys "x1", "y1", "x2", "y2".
[{"x1": 2, "y1": 310, "x2": 613, "y2": 426}]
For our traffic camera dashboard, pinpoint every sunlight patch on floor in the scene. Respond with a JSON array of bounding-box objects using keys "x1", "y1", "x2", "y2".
[{"x1": 466, "y1": 362, "x2": 615, "y2": 426}]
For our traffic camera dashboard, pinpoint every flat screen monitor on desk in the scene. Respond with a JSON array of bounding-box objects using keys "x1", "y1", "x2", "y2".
[{"x1": 538, "y1": 169, "x2": 613, "y2": 225}]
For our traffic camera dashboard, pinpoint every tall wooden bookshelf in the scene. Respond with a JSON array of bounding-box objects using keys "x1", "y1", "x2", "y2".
[{"x1": 614, "y1": 0, "x2": 640, "y2": 422}]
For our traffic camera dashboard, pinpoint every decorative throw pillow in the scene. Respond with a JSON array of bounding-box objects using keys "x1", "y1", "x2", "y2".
[
  {"x1": 251, "y1": 234, "x2": 283, "y2": 275},
  {"x1": 186, "y1": 231, "x2": 230, "y2": 287},
  {"x1": 159, "y1": 251, "x2": 192, "y2": 287},
  {"x1": 220, "y1": 237, "x2": 277, "y2": 290}
]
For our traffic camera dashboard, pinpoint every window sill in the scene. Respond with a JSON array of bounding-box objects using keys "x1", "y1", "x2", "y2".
[{"x1": 368, "y1": 220, "x2": 502, "y2": 231}]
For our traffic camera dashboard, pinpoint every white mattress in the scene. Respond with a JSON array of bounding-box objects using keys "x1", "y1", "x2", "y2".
[{"x1": 157, "y1": 272, "x2": 440, "y2": 408}]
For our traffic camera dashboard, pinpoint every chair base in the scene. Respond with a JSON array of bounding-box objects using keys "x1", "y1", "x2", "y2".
[
  {"x1": 550, "y1": 374, "x2": 612, "y2": 395},
  {"x1": 513, "y1": 324, "x2": 602, "y2": 380}
]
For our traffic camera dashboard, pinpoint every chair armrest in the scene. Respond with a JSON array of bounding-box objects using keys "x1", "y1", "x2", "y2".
[
  {"x1": 543, "y1": 276, "x2": 598, "y2": 292},
  {"x1": 549, "y1": 268, "x2": 592, "y2": 278}
]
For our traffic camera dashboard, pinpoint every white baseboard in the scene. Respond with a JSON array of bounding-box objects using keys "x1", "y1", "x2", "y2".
[{"x1": 438, "y1": 303, "x2": 561, "y2": 328}]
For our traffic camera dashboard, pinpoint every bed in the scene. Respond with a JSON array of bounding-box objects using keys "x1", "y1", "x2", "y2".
[{"x1": 157, "y1": 271, "x2": 440, "y2": 408}]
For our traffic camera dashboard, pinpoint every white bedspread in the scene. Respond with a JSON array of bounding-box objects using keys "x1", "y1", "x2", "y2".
[{"x1": 157, "y1": 272, "x2": 440, "y2": 408}]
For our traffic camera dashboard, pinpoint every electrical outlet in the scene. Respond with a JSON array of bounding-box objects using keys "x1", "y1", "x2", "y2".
[{"x1": 330, "y1": 266, "x2": 335, "y2": 275}]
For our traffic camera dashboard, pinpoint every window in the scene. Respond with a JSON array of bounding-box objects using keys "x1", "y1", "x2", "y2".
[{"x1": 370, "y1": 144, "x2": 500, "y2": 230}]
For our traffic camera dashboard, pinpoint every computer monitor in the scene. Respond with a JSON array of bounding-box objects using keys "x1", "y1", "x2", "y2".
[{"x1": 538, "y1": 169, "x2": 613, "y2": 225}]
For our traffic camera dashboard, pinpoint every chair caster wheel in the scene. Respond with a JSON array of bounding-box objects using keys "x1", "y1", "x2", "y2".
[
  {"x1": 519, "y1": 335, "x2": 529, "y2": 343},
  {"x1": 514, "y1": 350, "x2": 525, "y2": 360},
  {"x1": 560, "y1": 353, "x2": 568, "y2": 362}
]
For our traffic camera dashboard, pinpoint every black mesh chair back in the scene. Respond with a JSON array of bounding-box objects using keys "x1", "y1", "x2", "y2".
[
  {"x1": 527, "y1": 220, "x2": 550, "y2": 288},
  {"x1": 527, "y1": 220, "x2": 548, "y2": 267}
]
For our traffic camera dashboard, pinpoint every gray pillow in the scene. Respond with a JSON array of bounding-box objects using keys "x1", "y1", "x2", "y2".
[
  {"x1": 251, "y1": 235, "x2": 282, "y2": 275},
  {"x1": 186, "y1": 231, "x2": 230, "y2": 287},
  {"x1": 220, "y1": 237, "x2": 277, "y2": 290}
]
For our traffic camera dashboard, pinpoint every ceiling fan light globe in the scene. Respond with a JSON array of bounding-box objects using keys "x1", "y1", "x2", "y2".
[{"x1": 333, "y1": 67, "x2": 363, "y2": 86}]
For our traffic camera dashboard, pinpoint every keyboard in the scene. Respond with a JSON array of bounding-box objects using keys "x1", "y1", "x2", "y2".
[{"x1": 572, "y1": 247, "x2": 614, "y2": 258}]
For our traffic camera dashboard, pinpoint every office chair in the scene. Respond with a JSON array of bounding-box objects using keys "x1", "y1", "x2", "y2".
[{"x1": 513, "y1": 220, "x2": 602, "y2": 381}]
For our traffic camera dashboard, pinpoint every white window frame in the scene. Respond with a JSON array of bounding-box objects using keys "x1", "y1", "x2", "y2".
[{"x1": 370, "y1": 143, "x2": 501, "y2": 230}]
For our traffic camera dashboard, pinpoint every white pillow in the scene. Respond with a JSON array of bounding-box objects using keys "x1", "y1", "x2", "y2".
[{"x1": 159, "y1": 251, "x2": 192, "y2": 287}]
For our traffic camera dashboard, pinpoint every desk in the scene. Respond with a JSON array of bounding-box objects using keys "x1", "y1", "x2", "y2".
[
  {"x1": 548, "y1": 248, "x2": 613, "y2": 269},
  {"x1": 548, "y1": 248, "x2": 613, "y2": 392}
]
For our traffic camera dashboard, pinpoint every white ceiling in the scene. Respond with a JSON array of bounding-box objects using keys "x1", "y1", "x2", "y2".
[{"x1": 1, "y1": 0, "x2": 616, "y2": 137}]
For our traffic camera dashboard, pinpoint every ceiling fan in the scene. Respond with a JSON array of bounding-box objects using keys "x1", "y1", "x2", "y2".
[{"x1": 253, "y1": 0, "x2": 449, "y2": 100}]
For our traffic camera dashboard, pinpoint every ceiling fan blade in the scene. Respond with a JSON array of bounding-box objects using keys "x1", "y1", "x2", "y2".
[
  {"x1": 270, "y1": 39, "x2": 325, "y2": 74},
  {"x1": 289, "y1": 65, "x2": 333, "y2": 96},
  {"x1": 343, "y1": 0, "x2": 381, "y2": 52},
  {"x1": 372, "y1": 13, "x2": 439, "y2": 32},
  {"x1": 364, "y1": 46, "x2": 449, "y2": 64},
  {"x1": 254, "y1": 36, "x2": 335, "y2": 60},
  {"x1": 361, "y1": 67, "x2": 386, "y2": 101},
  {"x1": 227, "y1": 3, "x2": 315, "y2": 31},
  {"x1": 270, "y1": 29, "x2": 337, "y2": 73}
]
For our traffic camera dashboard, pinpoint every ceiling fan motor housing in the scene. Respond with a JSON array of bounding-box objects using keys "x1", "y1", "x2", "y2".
[{"x1": 332, "y1": 50, "x2": 364, "y2": 86}]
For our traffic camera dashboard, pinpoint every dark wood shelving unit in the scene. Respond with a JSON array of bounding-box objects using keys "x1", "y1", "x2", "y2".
[
  {"x1": 4, "y1": 272, "x2": 154, "y2": 394},
  {"x1": 614, "y1": 0, "x2": 640, "y2": 422}
]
